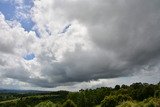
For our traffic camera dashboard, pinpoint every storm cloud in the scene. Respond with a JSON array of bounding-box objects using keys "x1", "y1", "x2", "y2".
[{"x1": 0, "y1": 0, "x2": 160, "y2": 89}]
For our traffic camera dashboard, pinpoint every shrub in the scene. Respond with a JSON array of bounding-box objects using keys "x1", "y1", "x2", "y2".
[
  {"x1": 116, "y1": 101, "x2": 133, "y2": 107},
  {"x1": 35, "y1": 100, "x2": 56, "y2": 107},
  {"x1": 62, "y1": 99, "x2": 77, "y2": 107},
  {"x1": 101, "y1": 96, "x2": 118, "y2": 107}
]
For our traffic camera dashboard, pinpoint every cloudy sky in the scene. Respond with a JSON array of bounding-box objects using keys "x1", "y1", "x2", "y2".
[{"x1": 0, "y1": 0, "x2": 160, "y2": 91}]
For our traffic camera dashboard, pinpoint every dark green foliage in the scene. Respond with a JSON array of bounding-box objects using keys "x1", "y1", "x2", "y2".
[
  {"x1": 62, "y1": 99, "x2": 77, "y2": 107},
  {"x1": 66, "y1": 82, "x2": 159, "y2": 107},
  {"x1": 0, "y1": 82, "x2": 159, "y2": 107},
  {"x1": 67, "y1": 87, "x2": 111, "y2": 107},
  {"x1": 0, "y1": 91, "x2": 68, "y2": 107},
  {"x1": 101, "y1": 95, "x2": 118, "y2": 107},
  {"x1": 118, "y1": 98, "x2": 160, "y2": 107},
  {"x1": 115, "y1": 85, "x2": 120, "y2": 90},
  {"x1": 121, "y1": 84, "x2": 128, "y2": 89},
  {"x1": 154, "y1": 90, "x2": 160, "y2": 98},
  {"x1": 101, "y1": 94, "x2": 132, "y2": 107},
  {"x1": 129, "y1": 83, "x2": 156, "y2": 101},
  {"x1": 117, "y1": 94, "x2": 132, "y2": 102},
  {"x1": 16, "y1": 100, "x2": 28, "y2": 107}
]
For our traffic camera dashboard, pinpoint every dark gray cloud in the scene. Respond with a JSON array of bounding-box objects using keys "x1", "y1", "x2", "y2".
[{"x1": 36, "y1": 0, "x2": 160, "y2": 87}]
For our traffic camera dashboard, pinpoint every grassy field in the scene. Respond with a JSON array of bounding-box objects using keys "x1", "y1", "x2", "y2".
[{"x1": 0, "y1": 98, "x2": 20, "y2": 104}]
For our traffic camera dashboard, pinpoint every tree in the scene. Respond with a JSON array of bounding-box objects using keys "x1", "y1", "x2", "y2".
[
  {"x1": 121, "y1": 84, "x2": 128, "y2": 89},
  {"x1": 16, "y1": 100, "x2": 28, "y2": 107},
  {"x1": 141, "y1": 85, "x2": 155, "y2": 100},
  {"x1": 130, "y1": 82, "x2": 143, "y2": 89},
  {"x1": 115, "y1": 85, "x2": 120, "y2": 90},
  {"x1": 154, "y1": 90, "x2": 160, "y2": 98},
  {"x1": 62, "y1": 99, "x2": 77, "y2": 107},
  {"x1": 101, "y1": 96, "x2": 118, "y2": 107}
]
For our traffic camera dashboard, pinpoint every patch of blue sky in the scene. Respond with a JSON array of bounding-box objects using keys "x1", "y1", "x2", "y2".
[
  {"x1": 23, "y1": 53, "x2": 35, "y2": 60},
  {"x1": 0, "y1": 0, "x2": 35, "y2": 32},
  {"x1": 20, "y1": 18, "x2": 35, "y2": 32},
  {"x1": 24, "y1": 0, "x2": 34, "y2": 6},
  {"x1": 0, "y1": 1, "x2": 15, "y2": 20},
  {"x1": 15, "y1": 0, "x2": 35, "y2": 32}
]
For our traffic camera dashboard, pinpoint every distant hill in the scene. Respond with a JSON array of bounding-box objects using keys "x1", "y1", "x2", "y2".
[{"x1": 0, "y1": 89, "x2": 51, "y2": 94}]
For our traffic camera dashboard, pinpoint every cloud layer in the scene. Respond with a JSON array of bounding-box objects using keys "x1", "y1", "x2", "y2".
[{"x1": 0, "y1": 0, "x2": 160, "y2": 89}]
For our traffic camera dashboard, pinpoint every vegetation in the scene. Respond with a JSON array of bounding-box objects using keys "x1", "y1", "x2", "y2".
[
  {"x1": 0, "y1": 82, "x2": 159, "y2": 107},
  {"x1": 62, "y1": 99, "x2": 77, "y2": 107},
  {"x1": 117, "y1": 98, "x2": 160, "y2": 107},
  {"x1": 35, "y1": 101, "x2": 56, "y2": 107}
]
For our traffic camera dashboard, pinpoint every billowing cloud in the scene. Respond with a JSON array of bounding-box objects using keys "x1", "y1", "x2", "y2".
[{"x1": 0, "y1": 0, "x2": 160, "y2": 89}]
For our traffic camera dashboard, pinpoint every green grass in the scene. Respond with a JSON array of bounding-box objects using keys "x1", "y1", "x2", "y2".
[
  {"x1": 35, "y1": 101, "x2": 57, "y2": 107},
  {"x1": 0, "y1": 98, "x2": 20, "y2": 104}
]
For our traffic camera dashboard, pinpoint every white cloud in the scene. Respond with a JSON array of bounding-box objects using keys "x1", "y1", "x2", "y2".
[{"x1": 0, "y1": 0, "x2": 160, "y2": 90}]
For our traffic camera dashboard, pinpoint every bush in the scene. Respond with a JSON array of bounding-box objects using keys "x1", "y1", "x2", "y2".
[
  {"x1": 117, "y1": 98, "x2": 160, "y2": 107},
  {"x1": 143, "y1": 98, "x2": 160, "y2": 107},
  {"x1": 62, "y1": 99, "x2": 77, "y2": 107},
  {"x1": 101, "y1": 94, "x2": 132, "y2": 107},
  {"x1": 101, "y1": 96, "x2": 118, "y2": 107},
  {"x1": 35, "y1": 100, "x2": 56, "y2": 107},
  {"x1": 117, "y1": 101, "x2": 133, "y2": 107},
  {"x1": 16, "y1": 100, "x2": 28, "y2": 107},
  {"x1": 154, "y1": 90, "x2": 160, "y2": 98},
  {"x1": 117, "y1": 94, "x2": 132, "y2": 102}
]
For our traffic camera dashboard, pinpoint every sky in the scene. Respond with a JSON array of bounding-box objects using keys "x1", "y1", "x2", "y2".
[{"x1": 0, "y1": 0, "x2": 160, "y2": 91}]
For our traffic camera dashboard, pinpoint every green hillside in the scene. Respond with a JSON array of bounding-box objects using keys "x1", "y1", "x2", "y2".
[{"x1": 0, "y1": 82, "x2": 159, "y2": 107}]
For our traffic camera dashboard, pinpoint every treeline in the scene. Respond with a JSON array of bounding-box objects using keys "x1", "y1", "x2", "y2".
[{"x1": 66, "y1": 82, "x2": 160, "y2": 107}]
